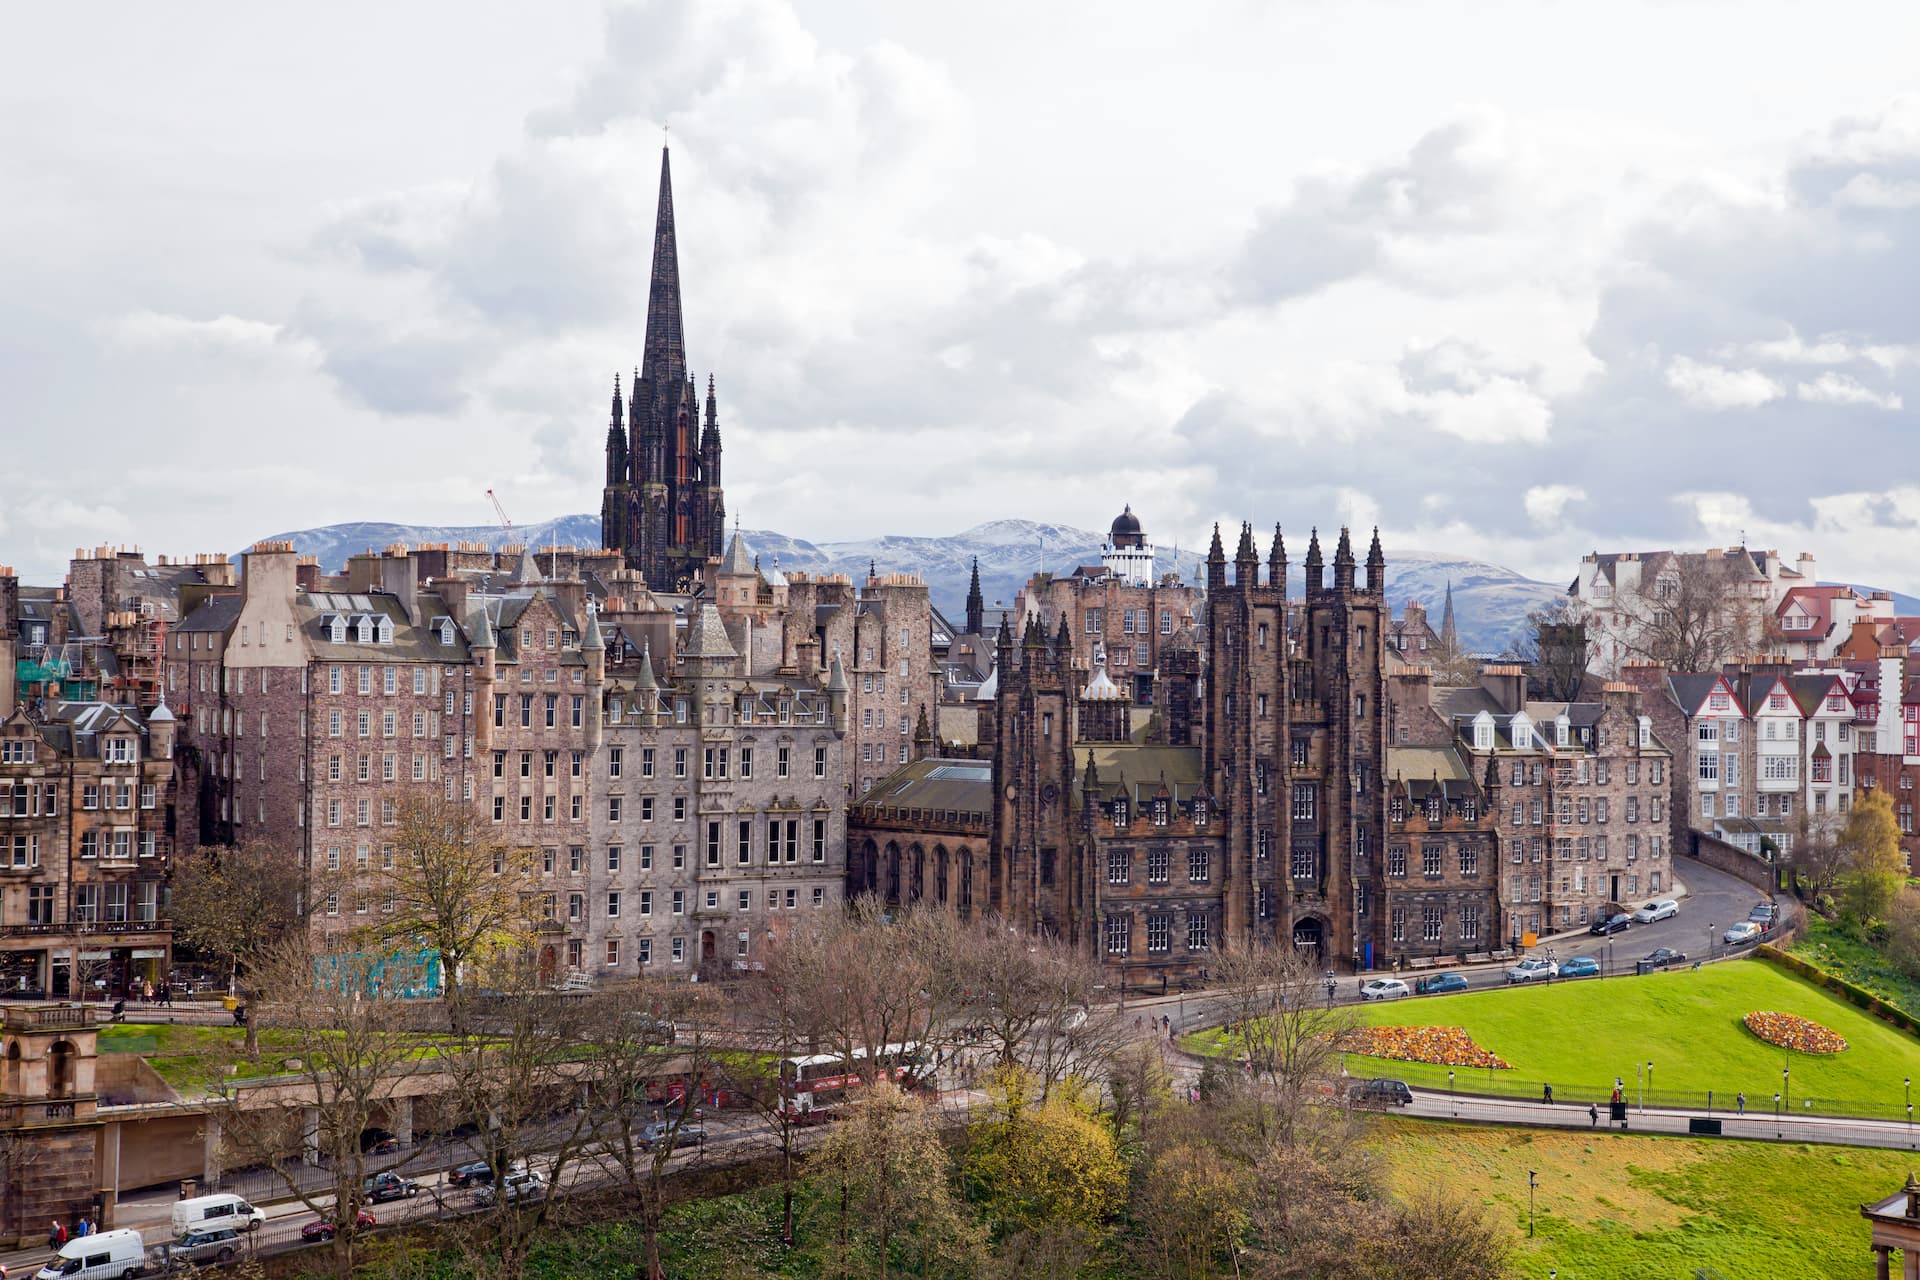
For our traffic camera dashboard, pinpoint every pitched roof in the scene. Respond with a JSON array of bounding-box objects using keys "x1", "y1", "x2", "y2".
[{"x1": 683, "y1": 603, "x2": 737, "y2": 659}]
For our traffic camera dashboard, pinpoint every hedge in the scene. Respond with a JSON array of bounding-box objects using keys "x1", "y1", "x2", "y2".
[{"x1": 1756, "y1": 944, "x2": 1920, "y2": 1039}]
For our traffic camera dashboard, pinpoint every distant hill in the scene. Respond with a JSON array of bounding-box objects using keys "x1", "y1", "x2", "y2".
[{"x1": 256, "y1": 516, "x2": 1563, "y2": 653}]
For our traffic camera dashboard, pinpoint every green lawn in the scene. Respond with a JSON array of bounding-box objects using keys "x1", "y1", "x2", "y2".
[
  {"x1": 1790, "y1": 915, "x2": 1920, "y2": 1020},
  {"x1": 1376, "y1": 1117, "x2": 1911, "y2": 1279},
  {"x1": 1195, "y1": 958, "x2": 1920, "y2": 1115}
]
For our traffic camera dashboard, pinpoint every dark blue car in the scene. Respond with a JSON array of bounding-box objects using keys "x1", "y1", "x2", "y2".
[
  {"x1": 1558, "y1": 956, "x2": 1601, "y2": 978},
  {"x1": 1414, "y1": 972, "x2": 1470, "y2": 995}
]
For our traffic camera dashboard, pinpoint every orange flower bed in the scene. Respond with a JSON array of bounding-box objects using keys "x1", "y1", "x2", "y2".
[
  {"x1": 1743, "y1": 1011, "x2": 1848, "y2": 1054},
  {"x1": 1336, "y1": 1025, "x2": 1511, "y2": 1070}
]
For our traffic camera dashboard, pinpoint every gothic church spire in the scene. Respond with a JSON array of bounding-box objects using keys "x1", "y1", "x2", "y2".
[{"x1": 642, "y1": 147, "x2": 686, "y2": 391}]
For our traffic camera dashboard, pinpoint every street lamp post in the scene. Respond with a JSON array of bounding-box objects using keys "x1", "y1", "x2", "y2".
[
  {"x1": 1637, "y1": 1062, "x2": 1643, "y2": 1113},
  {"x1": 1907, "y1": 1078, "x2": 1913, "y2": 1149},
  {"x1": 1528, "y1": 1169, "x2": 1538, "y2": 1238},
  {"x1": 1647, "y1": 1060, "x2": 1654, "y2": 1112},
  {"x1": 1774, "y1": 1091, "x2": 1782, "y2": 1139},
  {"x1": 1783, "y1": 1064, "x2": 1790, "y2": 1114},
  {"x1": 1450, "y1": 1069, "x2": 1456, "y2": 1117},
  {"x1": 1707, "y1": 922, "x2": 1714, "y2": 962}
]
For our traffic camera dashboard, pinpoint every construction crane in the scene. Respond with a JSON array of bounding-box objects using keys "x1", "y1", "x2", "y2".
[{"x1": 486, "y1": 489, "x2": 512, "y2": 532}]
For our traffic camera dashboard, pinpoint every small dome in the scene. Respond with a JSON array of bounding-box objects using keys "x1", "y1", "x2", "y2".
[{"x1": 1109, "y1": 505, "x2": 1144, "y2": 548}]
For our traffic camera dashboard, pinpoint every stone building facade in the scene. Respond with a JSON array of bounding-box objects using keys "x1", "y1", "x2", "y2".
[
  {"x1": 851, "y1": 518, "x2": 1441, "y2": 980},
  {"x1": 0, "y1": 698, "x2": 174, "y2": 997},
  {"x1": 1408, "y1": 667, "x2": 1674, "y2": 939},
  {"x1": 1014, "y1": 509, "x2": 1204, "y2": 706}
]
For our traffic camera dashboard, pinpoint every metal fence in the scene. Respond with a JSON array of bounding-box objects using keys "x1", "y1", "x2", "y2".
[{"x1": 1429, "y1": 1074, "x2": 1920, "y2": 1127}]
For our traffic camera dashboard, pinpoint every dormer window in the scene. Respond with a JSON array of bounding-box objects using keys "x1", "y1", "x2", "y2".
[
  {"x1": 1191, "y1": 798, "x2": 1209, "y2": 827},
  {"x1": 1425, "y1": 794, "x2": 1442, "y2": 824},
  {"x1": 375, "y1": 616, "x2": 394, "y2": 644},
  {"x1": 1461, "y1": 798, "x2": 1478, "y2": 821},
  {"x1": 104, "y1": 737, "x2": 136, "y2": 765},
  {"x1": 1510, "y1": 715, "x2": 1532, "y2": 748},
  {"x1": 1473, "y1": 713, "x2": 1494, "y2": 751},
  {"x1": 1113, "y1": 797, "x2": 1130, "y2": 827},
  {"x1": 1390, "y1": 795, "x2": 1406, "y2": 822},
  {"x1": 1555, "y1": 717, "x2": 1570, "y2": 748},
  {"x1": 1638, "y1": 716, "x2": 1652, "y2": 747},
  {"x1": 1152, "y1": 798, "x2": 1170, "y2": 826}
]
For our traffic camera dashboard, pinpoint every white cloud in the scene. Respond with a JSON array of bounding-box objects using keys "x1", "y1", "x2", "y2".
[
  {"x1": 1733, "y1": 329, "x2": 1918, "y2": 372},
  {"x1": 102, "y1": 311, "x2": 314, "y2": 362},
  {"x1": 1663, "y1": 356, "x2": 1782, "y2": 409},
  {"x1": 1523, "y1": 484, "x2": 1587, "y2": 525},
  {"x1": 1795, "y1": 372, "x2": 1903, "y2": 409}
]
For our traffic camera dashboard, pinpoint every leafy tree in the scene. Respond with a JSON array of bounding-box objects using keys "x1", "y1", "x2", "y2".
[
  {"x1": 807, "y1": 1080, "x2": 981, "y2": 1280},
  {"x1": 1841, "y1": 789, "x2": 1907, "y2": 922},
  {"x1": 962, "y1": 1064, "x2": 1126, "y2": 1244},
  {"x1": 1130, "y1": 1140, "x2": 1247, "y2": 1280},
  {"x1": 363, "y1": 796, "x2": 536, "y2": 1030}
]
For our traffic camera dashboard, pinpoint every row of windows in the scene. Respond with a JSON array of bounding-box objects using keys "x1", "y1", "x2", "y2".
[
  {"x1": 1106, "y1": 846, "x2": 1212, "y2": 885},
  {"x1": 1381, "y1": 844, "x2": 1481, "y2": 877},
  {"x1": 1388, "y1": 903, "x2": 1482, "y2": 943},
  {"x1": 1104, "y1": 912, "x2": 1210, "y2": 955}
]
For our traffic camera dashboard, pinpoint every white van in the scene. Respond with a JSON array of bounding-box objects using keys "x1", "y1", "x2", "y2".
[
  {"x1": 35, "y1": 1228, "x2": 144, "y2": 1280},
  {"x1": 171, "y1": 1192, "x2": 264, "y2": 1239}
]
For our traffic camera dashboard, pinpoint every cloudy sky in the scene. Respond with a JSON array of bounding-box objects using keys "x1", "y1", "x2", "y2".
[{"x1": 8, "y1": 1, "x2": 1920, "y2": 590}]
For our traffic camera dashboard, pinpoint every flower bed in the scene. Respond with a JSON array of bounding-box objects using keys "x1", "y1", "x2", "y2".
[
  {"x1": 1335, "y1": 1025, "x2": 1511, "y2": 1070},
  {"x1": 1743, "y1": 1010, "x2": 1848, "y2": 1054}
]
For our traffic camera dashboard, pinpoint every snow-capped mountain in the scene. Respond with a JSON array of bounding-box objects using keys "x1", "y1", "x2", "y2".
[{"x1": 255, "y1": 516, "x2": 1561, "y2": 653}]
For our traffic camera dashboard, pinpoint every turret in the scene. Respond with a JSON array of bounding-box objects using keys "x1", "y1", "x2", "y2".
[
  {"x1": 634, "y1": 641, "x2": 659, "y2": 726},
  {"x1": 1366, "y1": 526, "x2": 1386, "y2": 593},
  {"x1": 701, "y1": 373, "x2": 722, "y2": 487},
  {"x1": 1205, "y1": 523, "x2": 1227, "y2": 591},
  {"x1": 827, "y1": 652, "x2": 849, "y2": 734},
  {"x1": 606, "y1": 375, "x2": 628, "y2": 487},
  {"x1": 146, "y1": 693, "x2": 176, "y2": 761},
  {"x1": 1333, "y1": 526, "x2": 1356, "y2": 591},
  {"x1": 1234, "y1": 521, "x2": 1258, "y2": 588},
  {"x1": 913, "y1": 704, "x2": 934, "y2": 760},
  {"x1": 1268, "y1": 524, "x2": 1287, "y2": 592},
  {"x1": 1304, "y1": 528, "x2": 1324, "y2": 593},
  {"x1": 965, "y1": 558, "x2": 984, "y2": 636}
]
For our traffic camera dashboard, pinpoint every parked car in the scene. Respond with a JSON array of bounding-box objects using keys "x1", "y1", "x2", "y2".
[
  {"x1": 1360, "y1": 978, "x2": 1411, "y2": 1001},
  {"x1": 40, "y1": 1229, "x2": 147, "y2": 1280},
  {"x1": 1749, "y1": 902, "x2": 1779, "y2": 925},
  {"x1": 1641, "y1": 947, "x2": 1688, "y2": 969},
  {"x1": 1348, "y1": 1078, "x2": 1414, "y2": 1108},
  {"x1": 447, "y1": 1160, "x2": 496, "y2": 1188},
  {"x1": 1589, "y1": 912, "x2": 1631, "y2": 936},
  {"x1": 472, "y1": 1171, "x2": 547, "y2": 1207},
  {"x1": 173, "y1": 1225, "x2": 248, "y2": 1265},
  {"x1": 1723, "y1": 921, "x2": 1763, "y2": 945},
  {"x1": 172, "y1": 1192, "x2": 264, "y2": 1238},
  {"x1": 637, "y1": 1119, "x2": 707, "y2": 1151},
  {"x1": 301, "y1": 1211, "x2": 377, "y2": 1243},
  {"x1": 1632, "y1": 899, "x2": 1680, "y2": 923},
  {"x1": 1414, "y1": 972, "x2": 1469, "y2": 995},
  {"x1": 363, "y1": 1171, "x2": 421, "y2": 1202},
  {"x1": 1505, "y1": 956, "x2": 1559, "y2": 984},
  {"x1": 1557, "y1": 956, "x2": 1601, "y2": 978}
]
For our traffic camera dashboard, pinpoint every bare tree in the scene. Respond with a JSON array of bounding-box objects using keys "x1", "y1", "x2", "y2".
[
  {"x1": 1504, "y1": 604, "x2": 1592, "y2": 702},
  {"x1": 206, "y1": 937, "x2": 424, "y2": 1280},
  {"x1": 815, "y1": 899, "x2": 966, "y2": 1090},
  {"x1": 1786, "y1": 809, "x2": 1848, "y2": 908},
  {"x1": 1213, "y1": 941, "x2": 1355, "y2": 1139},
  {"x1": 364, "y1": 796, "x2": 537, "y2": 1032},
  {"x1": 432, "y1": 951, "x2": 605, "y2": 1280},
  {"x1": 726, "y1": 914, "x2": 841, "y2": 1247},
  {"x1": 573, "y1": 980, "x2": 720, "y2": 1280},
  {"x1": 168, "y1": 840, "x2": 306, "y2": 1055},
  {"x1": 1616, "y1": 552, "x2": 1765, "y2": 672},
  {"x1": 953, "y1": 920, "x2": 1124, "y2": 1103}
]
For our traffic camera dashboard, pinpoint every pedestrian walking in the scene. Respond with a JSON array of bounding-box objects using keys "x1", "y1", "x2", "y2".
[
  {"x1": 1588, "y1": 1103, "x2": 1599, "y2": 1128},
  {"x1": 1737, "y1": 1092, "x2": 1746, "y2": 1116},
  {"x1": 48, "y1": 1218, "x2": 64, "y2": 1250},
  {"x1": 1542, "y1": 1083, "x2": 1554, "y2": 1104}
]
